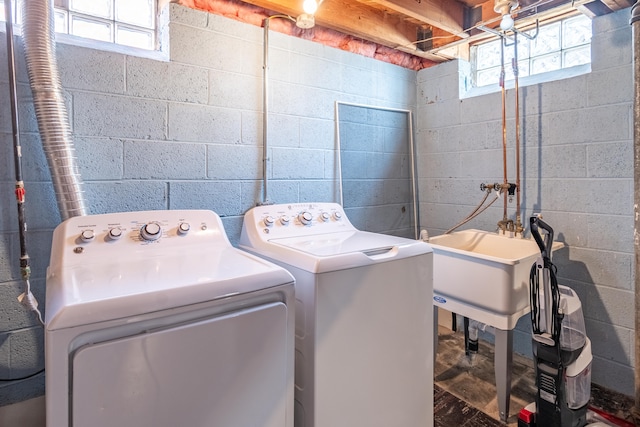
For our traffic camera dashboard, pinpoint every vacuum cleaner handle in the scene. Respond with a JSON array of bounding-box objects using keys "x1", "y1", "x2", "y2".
[{"x1": 530, "y1": 215, "x2": 554, "y2": 260}]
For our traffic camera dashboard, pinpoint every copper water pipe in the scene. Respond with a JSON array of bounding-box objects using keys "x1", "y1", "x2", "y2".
[
  {"x1": 513, "y1": 32, "x2": 523, "y2": 235},
  {"x1": 500, "y1": 38, "x2": 509, "y2": 225}
]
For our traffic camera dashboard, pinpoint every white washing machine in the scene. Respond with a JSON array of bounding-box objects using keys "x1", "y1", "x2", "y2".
[
  {"x1": 239, "y1": 203, "x2": 433, "y2": 427},
  {"x1": 45, "y1": 209, "x2": 295, "y2": 427}
]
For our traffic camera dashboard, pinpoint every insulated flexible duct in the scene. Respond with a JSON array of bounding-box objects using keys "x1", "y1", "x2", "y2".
[{"x1": 21, "y1": 0, "x2": 86, "y2": 220}]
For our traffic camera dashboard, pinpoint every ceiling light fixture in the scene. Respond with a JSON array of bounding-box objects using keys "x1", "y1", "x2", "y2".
[
  {"x1": 500, "y1": 14, "x2": 514, "y2": 31},
  {"x1": 494, "y1": 0, "x2": 518, "y2": 31},
  {"x1": 296, "y1": 13, "x2": 315, "y2": 29},
  {"x1": 303, "y1": 0, "x2": 318, "y2": 15},
  {"x1": 296, "y1": 0, "x2": 325, "y2": 29}
]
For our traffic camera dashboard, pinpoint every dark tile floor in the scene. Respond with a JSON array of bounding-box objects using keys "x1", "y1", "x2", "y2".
[{"x1": 434, "y1": 327, "x2": 637, "y2": 426}]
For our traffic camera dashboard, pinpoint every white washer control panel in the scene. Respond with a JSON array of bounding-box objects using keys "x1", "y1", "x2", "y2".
[{"x1": 242, "y1": 203, "x2": 354, "y2": 241}]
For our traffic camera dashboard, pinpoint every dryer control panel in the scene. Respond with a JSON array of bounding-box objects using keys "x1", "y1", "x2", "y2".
[
  {"x1": 49, "y1": 209, "x2": 228, "y2": 269},
  {"x1": 241, "y1": 202, "x2": 356, "y2": 242}
]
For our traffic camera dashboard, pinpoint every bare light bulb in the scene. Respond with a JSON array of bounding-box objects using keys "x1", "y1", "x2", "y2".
[
  {"x1": 303, "y1": 0, "x2": 318, "y2": 14},
  {"x1": 500, "y1": 13, "x2": 514, "y2": 31}
]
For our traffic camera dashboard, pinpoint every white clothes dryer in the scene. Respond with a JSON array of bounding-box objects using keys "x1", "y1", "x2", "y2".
[
  {"x1": 45, "y1": 210, "x2": 295, "y2": 427},
  {"x1": 239, "y1": 202, "x2": 433, "y2": 427}
]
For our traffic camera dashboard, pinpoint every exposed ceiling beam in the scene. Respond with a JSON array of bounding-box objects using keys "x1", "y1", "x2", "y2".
[
  {"x1": 363, "y1": 0, "x2": 468, "y2": 37},
  {"x1": 315, "y1": 0, "x2": 418, "y2": 48},
  {"x1": 599, "y1": 0, "x2": 634, "y2": 10},
  {"x1": 239, "y1": 0, "x2": 453, "y2": 61},
  {"x1": 232, "y1": 0, "x2": 631, "y2": 64}
]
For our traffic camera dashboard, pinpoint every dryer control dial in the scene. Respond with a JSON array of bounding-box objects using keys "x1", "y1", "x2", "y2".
[
  {"x1": 280, "y1": 215, "x2": 291, "y2": 225},
  {"x1": 299, "y1": 211, "x2": 313, "y2": 225},
  {"x1": 333, "y1": 211, "x2": 343, "y2": 221},
  {"x1": 80, "y1": 229, "x2": 95, "y2": 243},
  {"x1": 107, "y1": 227, "x2": 123, "y2": 241},
  {"x1": 140, "y1": 222, "x2": 162, "y2": 241},
  {"x1": 320, "y1": 212, "x2": 330, "y2": 222}
]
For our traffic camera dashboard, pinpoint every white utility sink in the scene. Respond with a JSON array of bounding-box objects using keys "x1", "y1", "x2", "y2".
[
  {"x1": 428, "y1": 228, "x2": 564, "y2": 422},
  {"x1": 429, "y1": 228, "x2": 563, "y2": 320}
]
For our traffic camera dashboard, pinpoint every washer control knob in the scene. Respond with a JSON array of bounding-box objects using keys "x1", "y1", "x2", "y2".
[
  {"x1": 177, "y1": 222, "x2": 190, "y2": 235},
  {"x1": 280, "y1": 215, "x2": 290, "y2": 225},
  {"x1": 108, "y1": 227, "x2": 123, "y2": 240},
  {"x1": 264, "y1": 216, "x2": 275, "y2": 227},
  {"x1": 80, "y1": 229, "x2": 95, "y2": 243},
  {"x1": 333, "y1": 211, "x2": 343, "y2": 221},
  {"x1": 140, "y1": 222, "x2": 162, "y2": 241},
  {"x1": 299, "y1": 211, "x2": 313, "y2": 225},
  {"x1": 320, "y1": 212, "x2": 331, "y2": 222}
]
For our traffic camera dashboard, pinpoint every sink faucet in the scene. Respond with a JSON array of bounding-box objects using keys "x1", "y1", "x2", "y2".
[
  {"x1": 514, "y1": 215, "x2": 524, "y2": 237},
  {"x1": 497, "y1": 218, "x2": 514, "y2": 234}
]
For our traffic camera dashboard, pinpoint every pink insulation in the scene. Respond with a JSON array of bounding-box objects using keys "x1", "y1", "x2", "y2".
[{"x1": 176, "y1": 0, "x2": 435, "y2": 70}]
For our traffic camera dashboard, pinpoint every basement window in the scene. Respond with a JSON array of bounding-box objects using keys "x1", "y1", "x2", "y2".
[
  {"x1": 0, "y1": 0, "x2": 157, "y2": 51},
  {"x1": 471, "y1": 14, "x2": 591, "y2": 88}
]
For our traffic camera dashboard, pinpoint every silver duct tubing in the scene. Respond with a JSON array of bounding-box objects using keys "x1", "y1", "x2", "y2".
[
  {"x1": 631, "y1": 2, "x2": 640, "y2": 421},
  {"x1": 21, "y1": 0, "x2": 87, "y2": 220}
]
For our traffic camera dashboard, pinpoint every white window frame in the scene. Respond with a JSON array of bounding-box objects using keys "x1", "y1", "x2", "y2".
[
  {"x1": 54, "y1": 0, "x2": 157, "y2": 50},
  {"x1": 0, "y1": 0, "x2": 164, "y2": 58}
]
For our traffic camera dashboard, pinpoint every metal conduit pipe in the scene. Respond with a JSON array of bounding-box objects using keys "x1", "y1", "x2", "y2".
[
  {"x1": 21, "y1": 0, "x2": 86, "y2": 220},
  {"x1": 631, "y1": 2, "x2": 640, "y2": 421},
  {"x1": 260, "y1": 15, "x2": 294, "y2": 206},
  {"x1": 261, "y1": 17, "x2": 271, "y2": 206}
]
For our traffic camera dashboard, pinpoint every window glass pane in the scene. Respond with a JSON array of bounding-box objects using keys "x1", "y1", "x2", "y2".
[
  {"x1": 70, "y1": 15, "x2": 112, "y2": 42},
  {"x1": 531, "y1": 52, "x2": 561, "y2": 75},
  {"x1": 530, "y1": 22, "x2": 560, "y2": 56},
  {"x1": 504, "y1": 60, "x2": 530, "y2": 81},
  {"x1": 504, "y1": 37, "x2": 529, "y2": 68},
  {"x1": 477, "y1": 67, "x2": 501, "y2": 87},
  {"x1": 70, "y1": 0, "x2": 112, "y2": 19},
  {"x1": 55, "y1": 9, "x2": 68, "y2": 34},
  {"x1": 116, "y1": 25, "x2": 154, "y2": 49},
  {"x1": 563, "y1": 45, "x2": 590, "y2": 68},
  {"x1": 115, "y1": 0, "x2": 154, "y2": 28},
  {"x1": 0, "y1": 0, "x2": 20, "y2": 23},
  {"x1": 476, "y1": 39, "x2": 502, "y2": 70},
  {"x1": 473, "y1": 14, "x2": 591, "y2": 87},
  {"x1": 1, "y1": 0, "x2": 157, "y2": 51},
  {"x1": 563, "y1": 15, "x2": 591, "y2": 48},
  {"x1": 517, "y1": 59, "x2": 530, "y2": 78}
]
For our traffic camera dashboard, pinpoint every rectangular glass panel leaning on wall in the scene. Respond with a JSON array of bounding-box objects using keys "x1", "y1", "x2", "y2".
[{"x1": 336, "y1": 102, "x2": 419, "y2": 239}]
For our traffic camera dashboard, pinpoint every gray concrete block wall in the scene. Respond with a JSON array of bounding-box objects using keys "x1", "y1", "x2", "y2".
[
  {"x1": 416, "y1": 8, "x2": 635, "y2": 396},
  {"x1": 0, "y1": 3, "x2": 417, "y2": 407}
]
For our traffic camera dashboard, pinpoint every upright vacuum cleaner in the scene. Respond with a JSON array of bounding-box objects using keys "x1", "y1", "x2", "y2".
[{"x1": 518, "y1": 216, "x2": 593, "y2": 427}]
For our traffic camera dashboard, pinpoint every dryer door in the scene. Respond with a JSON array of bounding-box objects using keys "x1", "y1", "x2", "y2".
[{"x1": 71, "y1": 302, "x2": 289, "y2": 427}]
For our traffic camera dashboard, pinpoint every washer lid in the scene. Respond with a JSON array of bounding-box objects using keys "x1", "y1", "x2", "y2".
[
  {"x1": 269, "y1": 230, "x2": 410, "y2": 256},
  {"x1": 45, "y1": 247, "x2": 294, "y2": 330},
  {"x1": 259, "y1": 230, "x2": 432, "y2": 273}
]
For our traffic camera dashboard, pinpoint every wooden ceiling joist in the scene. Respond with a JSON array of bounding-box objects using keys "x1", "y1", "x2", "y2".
[
  {"x1": 235, "y1": 0, "x2": 632, "y2": 63},
  {"x1": 366, "y1": 0, "x2": 468, "y2": 37}
]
